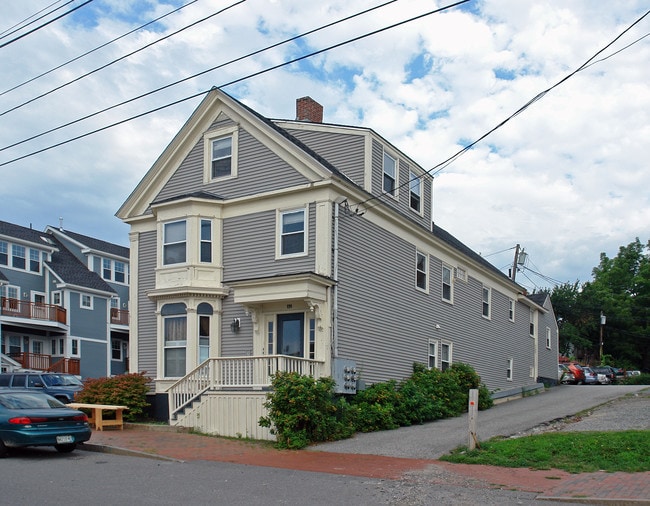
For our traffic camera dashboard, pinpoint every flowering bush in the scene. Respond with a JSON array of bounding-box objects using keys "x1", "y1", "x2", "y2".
[{"x1": 75, "y1": 372, "x2": 151, "y2": 421}]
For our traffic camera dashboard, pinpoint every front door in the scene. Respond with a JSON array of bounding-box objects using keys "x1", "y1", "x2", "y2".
[{"x1": 276, "y1": 313, "x2": 304, "y2": 357}]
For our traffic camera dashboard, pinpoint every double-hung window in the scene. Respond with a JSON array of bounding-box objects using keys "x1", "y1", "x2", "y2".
[
  {"x1": 507, "y1": 358, "x2": 513, "y2": 381},
  {"x1": 81, "y1": 294, "x2": 93, "y2": 309},
  {"x1": 482, "y1": 286, "x2": 491, "y2": 318},
  {"x1": 211, "y1": 136, "x2": 232, "y2": 178},
  {"x1": 546, "y1": 327, "x2": 552, "y2": 349},
  {"x1": 29, "y1": 249, "x2": 40, "y2": 272},
  {"x1": 428, "y1": 339, "x2": 437, "y2": 369},
  {"x1": 416, "y1": 251, "x2": 427, "y2": 291},
  {"x1": 0, "y1": 241, "x2": 7, "y2": 265},
  {"x1": 279, "y1": 209, "x2": 306, "y2": 257},
  {"x1": 103, "y1": 258, "x2": 112, "y2": 280},
  {"x1": 115, "y1": 261, "x2": 126, "y2": 283},
  {"x1": 162, "y1": 303, "x2": 187, "y2": 377},
  {"x1": 442, "y1": 264, "x2": 452, "y2": 302},
  {"x1": 529, "y1": 309, "x2": 535, "y2": 336},
  {"x1": 163, "y1": 220, "x2": 186, "y2": 265},
  {"x1": 441, "y1": 341, "x2": 452, "y2": 371},
  {"x1": 383, "y1": 152, "x2": 396, "y2": 196},
  {"x1": 508, "y1": 299, "x2": 515, "y2": 322},
  {"x1": 12, "y1": 245, "x2": 25, "y2": 269},
  {"x1": 409, "y1": 170, "x2": 421, "y2": 212},
  {"x1": 200, "y1": 219, "x2": 212, "y2": 263}
]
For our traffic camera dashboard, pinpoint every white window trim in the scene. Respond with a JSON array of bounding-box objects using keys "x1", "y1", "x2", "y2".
[
  {"x1": 442, "y1": 263, "x2": 453, "y2": 303},
  {"x1": 482, "y1": 286, "x2": 491, "y2": 319},
  {"x1": 507, "y1": 358, "x2": 513, "y2": 381},
  {"x1": 111, "y1": 339, "x2": 123, "y2": 361},
  {"x1": 415, "y1": 250, "x2": 428, "y2": 292},
  {"x1": 276, "y1": 207, "x2": 308, "y2": 259},
  {"x1": 508, "y1": 298, "x2": 515, "y2": 322},
  {"x1": 428, "y1": 339, "x2": 438, "y2": 370},
  {"x1": 162, "y1": 219, "x2": 187, "y2": 266},
  {"x1": 530, "y1": 309, "x2": 536, "y2": 337},
  {"x1": 203, "y1": 126, "x2": 239, "y2": 183},
  {"x1": 546, "y1": 327, "x2": 552, "y2": 349},
  {"x1": 382, "y1": 150, "x2": 398, "y2": 199},
  {"x1": 80, "y1": 294, "x2": 93, "y2": 310},
  {"x1": 440, "y1": 340, "x2": 453, "y2": 371},
  {"x1": 408, "y1": 170, "x2": 423, "y2": 215}
]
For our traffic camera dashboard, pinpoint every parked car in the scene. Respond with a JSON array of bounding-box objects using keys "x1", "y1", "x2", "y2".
[
  {"x1": 558, "y1": 364, "x2": 573, "y2": 383},
  {"x1": 562, "y1": 363, "x2": 585, "y2": 384},
  {"x1": 591, "y1": 366, "x2": 616, "y2": 384},
  {"x1": 0, "y1": 373, "x2": 83, "y2": 403},
  {"x1": 0, "y1": 390, "x2": 91, "y2": 457},
  {"x1": 582, "y1": 367, "x2": 598, "y2": 385}
]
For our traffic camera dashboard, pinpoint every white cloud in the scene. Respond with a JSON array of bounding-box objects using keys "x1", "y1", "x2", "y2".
[{"x1": 1, "y1": 0, "x2": 648, "y2": 292}]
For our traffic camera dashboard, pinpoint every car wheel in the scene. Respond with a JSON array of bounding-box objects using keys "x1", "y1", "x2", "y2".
[
  {"x1": 55, "y1": 443, "x2": 77, "y2": 453},
  {"x1": 0, "y1": 439, "x2": 8, "y2": 458}
]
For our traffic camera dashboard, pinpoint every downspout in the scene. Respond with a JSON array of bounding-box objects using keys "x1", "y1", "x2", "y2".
[{"x1": 332, "y1": 202, "x2": 340, "y2": 358}]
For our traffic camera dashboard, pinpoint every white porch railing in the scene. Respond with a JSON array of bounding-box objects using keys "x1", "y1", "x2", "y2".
[{"x1": 168, "y1": 355, "x2": 326, "y2": 419}]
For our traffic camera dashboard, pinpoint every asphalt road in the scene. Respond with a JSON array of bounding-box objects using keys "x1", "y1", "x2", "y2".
[{"x1": 310, "y1": 384, "x2": 649, "y2": 459}]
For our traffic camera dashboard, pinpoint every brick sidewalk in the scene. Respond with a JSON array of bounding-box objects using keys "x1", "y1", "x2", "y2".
[{"x1": 83, "y1": 425, "x2": 650, "y2": 504}]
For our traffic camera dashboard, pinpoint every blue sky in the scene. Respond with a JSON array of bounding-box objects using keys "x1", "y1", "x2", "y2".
[{"x1": 1, "y1": 0, "x2": 649, "y2": 292}]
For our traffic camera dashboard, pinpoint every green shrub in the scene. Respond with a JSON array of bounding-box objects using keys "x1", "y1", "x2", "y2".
[
  {"x1": 259, "y1": 372, "x2": 355, "y2": 449},
  {"x1": 75, "y1": 372, "x2": 151, "y2": 421},
  {"x1": 620, "y1": 373, "x2": 650, "y2": 385},
  {"x1": 348, "y1": 381, "x2": 402, "y2": 431}
]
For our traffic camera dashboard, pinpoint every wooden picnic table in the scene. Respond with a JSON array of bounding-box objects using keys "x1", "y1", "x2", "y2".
[{"x1": 67, "y1": 403, "x2": 129, "y2": 431}]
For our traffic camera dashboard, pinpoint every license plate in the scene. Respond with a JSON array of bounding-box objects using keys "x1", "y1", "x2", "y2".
[{"x1": 56, "y1": 435, "x2": 74, "y2": 444}]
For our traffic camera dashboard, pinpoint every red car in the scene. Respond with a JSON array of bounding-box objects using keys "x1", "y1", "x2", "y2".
[{"x1": 562, "y1": 363, "x2": 586, "y2": 385}]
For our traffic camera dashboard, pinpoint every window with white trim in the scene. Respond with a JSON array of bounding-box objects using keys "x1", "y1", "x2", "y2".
[
  {"x1": 409, "y1": 170, "x2": 421, "y2": 212},
  {"x1": 416, "y1": 251, "x2": 427, "y2": 291},
  {"x1": 29, "y1": 249, "x2": 40, "y2": 272},
  {"x1": 103, "y1": 258, "x2": 112, "y2": 280},
  {"x1": 210, "y1": 136, "x2": 232, "y2": 178},
  {"x1": 52, "y1": 291, "x2": 62, "y2": 306},
  {"x1": 198, "y1": 302, "x2": 213, "y2": 364},
  {"x1": 383, "y1": 151, "x2": 396, "y2": 196},
  {"x1": 115, "y1": 261, "x2": 126, "y2": 283},
  {"x1": 12, "y1": 245, "x2": 25, "y2": 269},
  {"x1": 80, "y1": 294, "x2": 93, "y2": 309},
  {"x1": 546, "y1": 327, "x2": 552, "y2": 349},
  {"x1": 71, "y1": 339, "x2": 79, "y2": 356},
  {"x1": 309, "y1": 318, "x2": 316, "y2": 360},
  {"x1": 529, "y1": 309, "x2": 535, "y2": 336},
  {"x1": 163, "y1": 220, "x2": 187, "y2": 265},
  {"x1": 482, "y1": 286, "x2": 491, "y2": 318},
  {"x1": 279, "y1": 208, "x2": 306, "y2": 257},
  {"x1": 0, "y1": 241, "x2": 7, "y2": 265},
  {"x1": 442, "y1": 264, "x2": 453, "y2": 302},
  {"x1": 162, "y1": 303, "x2": 187, "y2": 377},
  {"x1": 112, "y1": 339, "x2": 122, "y2": 360},
  {"x1": 441, "y1": 341, "x2": 452, "y2": 371},
  {"x1": 200, "y1": 219, "x2": 212, "y2": 263},
  {"x1": 507, "y1": 358, "x2": 513, "y2": 381},
  {"x1": 428, "y1": 339, "x2": 437, "y2": 369},
  {"x1": 508, "y1": 299, "x2": 515, "y2": 322},
  {"x1": 204, "y1": 127, "x2": 238, "y2": 181}
]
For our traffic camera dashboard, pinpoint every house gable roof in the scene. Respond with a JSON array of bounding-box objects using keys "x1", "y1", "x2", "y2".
[
  {"x1": 0, "y1": 220, "x2": 56, "y2": 251},
  {"x1": 46, "y1": 227, "x2": 129, "y2": 259}
]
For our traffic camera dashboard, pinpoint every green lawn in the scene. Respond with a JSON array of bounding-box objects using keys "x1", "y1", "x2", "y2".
[{"x1": 440, "y1": 430, "x2": 650, "y2": 473}]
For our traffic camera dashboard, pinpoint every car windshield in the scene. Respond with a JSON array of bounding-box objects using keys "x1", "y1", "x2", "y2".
[
  {"x1": 41, "y1": 374, "x2": 83, "y2": 387},
  {"x1": 0, "y1": 392, "x2": 66, "y2": 409}
]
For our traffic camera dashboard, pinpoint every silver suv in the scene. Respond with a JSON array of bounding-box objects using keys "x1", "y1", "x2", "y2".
[{"x1": 0, "y1": 372, "x2": 83, "y2": 403}]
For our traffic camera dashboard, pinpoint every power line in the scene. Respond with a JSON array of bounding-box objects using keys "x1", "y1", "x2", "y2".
[
  {"x1": 0, "y1": 0, "x2": 470, "y2": 166},
  {"x1": 354, "y1": 9, "x2": 650, "y2": 212},
  {"x1": 1, "y1": 0, "x2": 401, "y2": 153},
  {"x1": 0, "y1": 0, "x2": 247, "y2": 116},
  {"x1": 0, "y1": 0, "x2": 94, "y2": 49},
  {"x1": 0, "y1": 0, "x2": 70, "y2": 39},
  {"x1": 0, "y1": 0, "x2": 200, "y2": 97}
]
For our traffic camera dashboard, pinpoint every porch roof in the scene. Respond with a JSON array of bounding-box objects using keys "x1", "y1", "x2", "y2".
[{"x1": 227, "y1": 272, "x2": 334, "y2": 305}]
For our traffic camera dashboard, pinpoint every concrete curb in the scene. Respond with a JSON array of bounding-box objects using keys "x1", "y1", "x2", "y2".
[{"x1": 78, "y1": 442, "x2": 183, "y2": 462}]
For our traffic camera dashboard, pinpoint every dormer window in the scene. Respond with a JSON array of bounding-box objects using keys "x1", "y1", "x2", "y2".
[{"x1": 383, "y1": 151, "x2": 396, "y2": 196}]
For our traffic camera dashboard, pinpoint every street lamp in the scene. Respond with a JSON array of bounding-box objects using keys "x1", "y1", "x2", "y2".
[{"x1": 599, "y1": 312, "x2": 606, "y2": 363}]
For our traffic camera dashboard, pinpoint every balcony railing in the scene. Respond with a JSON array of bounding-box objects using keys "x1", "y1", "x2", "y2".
[
  {"x1": 168, "y1": 355, "x2": 325, "y2": 419},
  {"x1": 8, "y1": 352, "x2": 80, "y2": 375},
  {"x1": 1, "y1": 298, "x2": 67, "y2": 324},
  {"x1": 110, "y1": 308, "x2": 129, "y2": 325}
]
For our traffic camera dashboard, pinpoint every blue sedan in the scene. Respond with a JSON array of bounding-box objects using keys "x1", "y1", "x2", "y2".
[{"x1": 0, "y1": 390, "x2": 91, "y2": 457}]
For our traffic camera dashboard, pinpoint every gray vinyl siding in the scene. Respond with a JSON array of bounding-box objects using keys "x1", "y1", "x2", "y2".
[
  {"x1": 370, "y1": 139, "x2": 432, "y2": 231},
  {"x1": 284, "y1": 128, "x2": 366, "y2": 187},
  {"x1": 220, "y1": 297, "x2": 254, "y2": 357},
  {"x1": 155, "y1": 120, "x2": 311, "y2": 203},
  {"x1": 223, "y1": 205, "x2": 316, "y2": 281},
  {"x1": 537, "y1": 299, "x2": 559, "y2": 383},
  {"x1": 335, "y1": 209, "x2": 537, "y2": 391},
  {"x1": 137, "y1": 231, "x2": 158, "y2": 377}
]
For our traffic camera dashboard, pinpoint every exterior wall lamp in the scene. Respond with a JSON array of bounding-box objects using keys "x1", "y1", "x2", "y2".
[{"x1": 231, "y1": 317, "x2": 241, "y2": 333}]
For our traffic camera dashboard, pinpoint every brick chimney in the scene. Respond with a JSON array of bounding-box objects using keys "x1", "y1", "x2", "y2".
[{"x1": 296, "y1": 96, "x2": 323, "y2": 123}]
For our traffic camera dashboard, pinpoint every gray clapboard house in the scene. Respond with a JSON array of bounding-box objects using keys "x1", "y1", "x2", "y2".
[
  {"x1": 117, "y1": 88, "x2": 558, "y2": 439},
  {"x1": 0, "y1": 221, "x2": 130, "y2": 378}
]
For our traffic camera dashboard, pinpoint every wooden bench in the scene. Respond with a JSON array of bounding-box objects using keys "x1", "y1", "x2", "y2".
[{"x1": 67, "y1": 403, "x2": 129, "y2": 431}]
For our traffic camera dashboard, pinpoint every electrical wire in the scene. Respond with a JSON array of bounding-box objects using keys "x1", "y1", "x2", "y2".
[
  {"x1": 0, "y1": 0, "x2": 70, "y2": 39},
  {"x1": 354, "y1": 9, "x2": 650, "y2": 212},
  {"x1": 1, "y1": 0, "x2": 401, "y2": 153},
  {"x1": 0, "y1": 0, "x2": 94, "y2": 49},
  {"x1": 0, "y1": 0, "x2": 469, "y2": 166},
  {"x1": 0, "y1": 0, "x2": 200, "y2": 97},
  {"x1": 0, "y1": 0, "x2": 247, "y2": 116}
]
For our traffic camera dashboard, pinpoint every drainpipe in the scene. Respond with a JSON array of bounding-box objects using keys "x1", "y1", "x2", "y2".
[{"x1": 332, "y1": 202, "x2": 340, "y2": 358}]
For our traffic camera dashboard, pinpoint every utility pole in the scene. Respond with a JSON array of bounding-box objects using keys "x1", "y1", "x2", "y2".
[
  {"x1": 511, "y1": 244, "x2": 520, "y2": 282},
  {"x1": 599, "y1": 312, "x2": 606, "y2": 363}
]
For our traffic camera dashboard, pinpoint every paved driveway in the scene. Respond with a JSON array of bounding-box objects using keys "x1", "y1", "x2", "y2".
[{"x1": 310, "y1": 385, "x2": 648, "y2": 459}]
